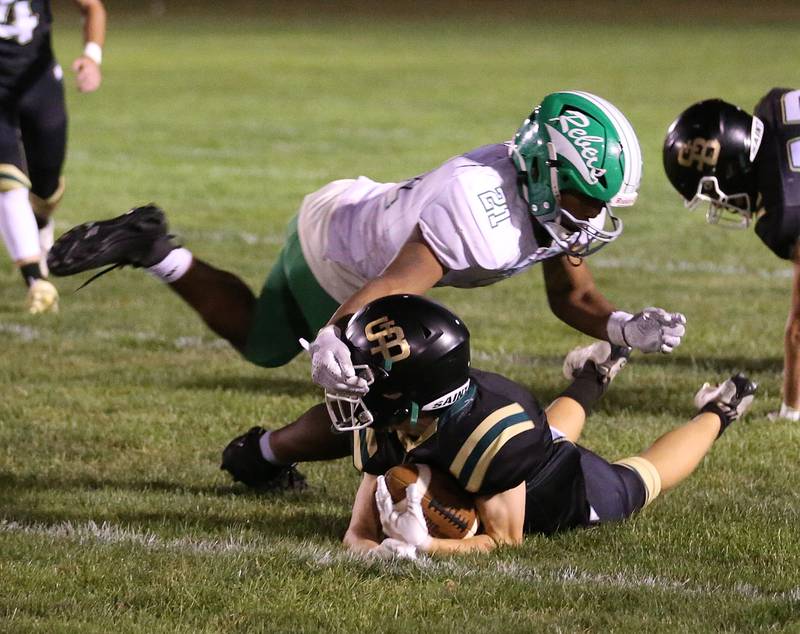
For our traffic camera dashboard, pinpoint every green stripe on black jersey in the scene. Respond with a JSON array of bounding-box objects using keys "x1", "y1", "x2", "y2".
[
  {"x1": 449, "y1": 403, "x2": 535, "y2": 492},
  {"x1": 352, "y1": 428, "x2": 378, "y2": 472}
]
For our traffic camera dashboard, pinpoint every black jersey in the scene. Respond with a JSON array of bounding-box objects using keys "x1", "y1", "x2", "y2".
[
  {"x1": 0, "y1": 1, "x2": 54, "y2": 96},
  {"x1": 352, "y1": 368, "x2": 591, "y2": 534},
  {"x1": 753, "y1": 88, "x2": 800, "y2": 260}
]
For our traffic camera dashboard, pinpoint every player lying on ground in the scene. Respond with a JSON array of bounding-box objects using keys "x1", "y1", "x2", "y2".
[
  {"x1": 332, "y1": 295, "x2": 756, "y2": 558},
  {"x1": 0, "y1": 0, "x2": 106, "y2": 313},
  {"x1": 49, "y1": 91, "x2": 685, "y2": 489},
  {"x1": 664, "y1": 89, "x2": 800, "y2": 421}
]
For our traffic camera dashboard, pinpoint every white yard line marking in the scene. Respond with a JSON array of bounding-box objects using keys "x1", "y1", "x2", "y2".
[
  {"x1": 592, "y1": 256, "x2": 792, "y2": 279},
  {"x1": 1, "y1": 519, "x2": 796, "y2": 602},
  {"x1": 0, "y1": 323, "x2": 40, "y2": 341}
]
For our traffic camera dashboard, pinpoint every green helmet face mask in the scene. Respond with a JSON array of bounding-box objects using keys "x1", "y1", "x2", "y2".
[{"x1": 509, "y1": 90, "x2": 643, "y2": 257}]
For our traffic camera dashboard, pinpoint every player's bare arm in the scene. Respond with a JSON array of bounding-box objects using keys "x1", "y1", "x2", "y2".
[
  {"x1": 542, "y1": 255, "x2": 614, "y2": 341},
  {"x1": 343, "y1": 473, "x2": 383, "y2": 554},
  {"x1": 72, "y1": 0, "x2": 106, "y2": 93},
  {"x1": 424, "y1": 482, "x2": 526, "y2": 555},
  {"x1": 329, "y1": 228, "x2": 445, "y2": 324},
  {"x1": 308, "y1": 229, "x2": 445, "y2": 395}
]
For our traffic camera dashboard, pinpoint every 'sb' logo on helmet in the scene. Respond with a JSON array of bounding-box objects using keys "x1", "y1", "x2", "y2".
[
  {"x1": 677, "y1": 137, "x2": 721, "y2": 171},
  {"x1": 365, "y1": 316, "x2": 411, "y2": 362}
]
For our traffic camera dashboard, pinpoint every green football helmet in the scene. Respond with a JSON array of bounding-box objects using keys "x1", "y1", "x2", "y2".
[{"x1": 509, "y1": 91, "x2": 643, "y2": 257}]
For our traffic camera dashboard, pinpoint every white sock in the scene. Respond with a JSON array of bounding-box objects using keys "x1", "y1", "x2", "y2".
[
  {"x1": 0, "y1": 188, "x2": 40, "y2": 263},
  {"x1": 145, "y1": 247, "x2": 193, "y2": 283},
  {"x1": 259, "y1": 430, "x2": 286, "y2": 465}
]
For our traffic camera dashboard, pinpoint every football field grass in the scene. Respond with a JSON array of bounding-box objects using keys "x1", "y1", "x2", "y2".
[{"x1": 2, "y1": 2, "x2": 800, "y2": 631}]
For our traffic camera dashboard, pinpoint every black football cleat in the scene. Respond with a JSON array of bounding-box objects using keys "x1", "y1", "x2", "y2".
[
  {"x1": 695, "y1": 373, "x2": 758, "y2": 436},
  {"x1": 47, "y1": 204, "x2": 176, "y2": 277},
  {"x1": 220, "y1": 426, "x2": 307, "y2": 491}
]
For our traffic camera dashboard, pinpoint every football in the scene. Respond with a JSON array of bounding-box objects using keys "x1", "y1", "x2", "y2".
[{"x1": 384, "y1": 463, "x2": 479, "y2": 539}]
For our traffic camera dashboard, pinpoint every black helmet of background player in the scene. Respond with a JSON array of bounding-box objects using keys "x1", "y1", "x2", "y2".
[
  {"x1": 663, "y1": 99, "x2": 764, "y2": 228},
  {"x1": 325, "y1": 294, "x2": 471, "y2": 432}
]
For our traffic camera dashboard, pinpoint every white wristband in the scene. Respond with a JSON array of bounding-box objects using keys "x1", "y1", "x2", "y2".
[
  {"x1": 606, "y1": 311, "x2": 633, "y2": 347},
  {"x1": 83, "y1": 42, "x2": 102, "y2": 65},
  {"x1": 779, "y1": 402, "x2": 800, "y2": 421}
]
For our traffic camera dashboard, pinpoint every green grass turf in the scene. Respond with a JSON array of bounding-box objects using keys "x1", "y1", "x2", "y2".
[{"x1": 2, "y1": 2, "x2": 800, "y2": 631}]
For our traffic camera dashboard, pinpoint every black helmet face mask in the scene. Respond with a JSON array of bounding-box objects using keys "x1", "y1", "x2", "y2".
[{"x1": 324, "y1": 365, "x2": 380, "y2": 432}]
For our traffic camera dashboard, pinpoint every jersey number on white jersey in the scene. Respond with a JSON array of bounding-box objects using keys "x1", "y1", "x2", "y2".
[
  {"x1": 0, "y1": 1, "x2": 39, "y2": 45},
  {"x1": 477, "y1": 187, "x2": 511, "y2": 228}
]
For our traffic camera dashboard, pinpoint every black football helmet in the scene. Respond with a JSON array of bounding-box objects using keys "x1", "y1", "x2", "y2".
[
  {"x1": 663, "y1": 99, "x2": 764, "y2": 228},
  {"x1": 325, "y1": 294, "x2": 471, "y2": 432}
]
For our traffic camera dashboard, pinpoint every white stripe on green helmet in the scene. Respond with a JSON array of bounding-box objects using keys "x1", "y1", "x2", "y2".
[
  {"x1": 509, "y1": 90, "x2": 643, "y2": 257},
  {"x1": 561, "y1": 90, "x2": 642, "y2": 207}
]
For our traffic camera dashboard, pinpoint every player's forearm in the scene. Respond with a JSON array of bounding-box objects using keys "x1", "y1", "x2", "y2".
[
  {"x1": 329, "y1": 274, "x2": 438, "y2": 325},
  {"x1": 75, "y1": 0, "x2": 106, "y2": 47},
  {"x1": 423, "y1": 533, "x2": 504, "y2": 555},
  {"x1": 548, "y1": 288, "x2": 615, "y2": 340},
  {"x1": 342, "y1": 531, "x2": 381, "y2": 554}
]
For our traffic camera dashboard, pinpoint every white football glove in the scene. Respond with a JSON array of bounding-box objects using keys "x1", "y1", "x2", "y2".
[
  {"x1": 562, "y1": 341, "x2": 631, "y2": 383},
  {"x1": 607, "y1": 307, "x2": 686, "y2": 354},
  {"x1": 371, "y1": 538, "x2": 419, "y2": 561},
  {"x1": 304, "y1": 324, "x2": 368, "y2": 395},
  {"x1": 375, "y1": 476, "x2": 432, "y2": 551}
]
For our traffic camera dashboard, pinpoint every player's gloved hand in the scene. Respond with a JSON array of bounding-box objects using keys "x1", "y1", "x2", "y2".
[
  {"x1": 304, "y1": 325, "x2": 368, "y2": 395},
  {"x1": 767, "y1": 402, "x2": 800, "y2": 422},
  {"x1": 607, "y1": 307, "x2": 686, "y2": 353},
  {"x1": 371, "y1": 538, "x2": 419, "y2": 561},
  {"x1": 375, "y1": 476, "x2": 432, "y2": 550}
]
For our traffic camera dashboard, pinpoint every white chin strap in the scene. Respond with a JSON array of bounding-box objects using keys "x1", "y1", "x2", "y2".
[{"x1": 686, "y1": 176, "x2": 753, "y2": 230}]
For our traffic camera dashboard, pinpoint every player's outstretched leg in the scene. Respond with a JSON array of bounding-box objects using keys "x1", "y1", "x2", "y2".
[
  {"x1": 636, "y1": 373, "x2": 757, "y2": 492},
  {"x1": 548, "y1": 342, "x2": 632, "y2": 442},
  {"x1": 48, "y1": 205, "x2": 258, "y2": 351}
]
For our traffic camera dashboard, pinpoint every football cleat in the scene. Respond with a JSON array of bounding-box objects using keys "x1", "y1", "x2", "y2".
[
  {"x1": 694, "y1": 373, "x2": 757, "y2": 436},
  {"x1": 220, "y1": 426, "x2": 307, "y2": 491},
  {"x1": 562, "y1": 341, "x2": 632, "y2": 384},
  {"x1": 26, "y1": 278, "x2": 59, "y2": 314},
  {"x1": 47, "y1": 205, "x2": 176, "y2": 277}
]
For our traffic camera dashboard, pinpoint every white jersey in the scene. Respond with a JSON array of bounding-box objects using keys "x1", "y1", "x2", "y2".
[{"x1": 297, "y1": 143, "x2": 566, "y2": 303}]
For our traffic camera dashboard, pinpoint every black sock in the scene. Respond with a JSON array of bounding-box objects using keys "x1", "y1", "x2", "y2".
[
  {"x1": 699, "y1": 403, "x2": 730, "y2": 438},
  {"x1": 559, "y1": 363, "x2": 607, "y2": 414},
  {"x1": 20, "y1": 262, "x2": 43, "y2": 286}
]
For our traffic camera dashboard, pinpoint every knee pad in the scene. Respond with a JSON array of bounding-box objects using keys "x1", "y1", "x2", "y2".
[
  {"x1": 0, "y1": 163, "x2": 32, "y2": 192},
  {"x1": 30, "y1": 176, "x2": 65, "y2": 216},
  {"x1": 614, "y1": 456, "x2": 662, "y2": 508}
]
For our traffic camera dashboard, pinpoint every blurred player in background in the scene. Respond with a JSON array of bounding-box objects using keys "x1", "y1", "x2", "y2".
[
  {"x1": 49, "y1": 91, "x2": 687, "y2": 488},
  {"x1": 0, "y1": 0, "x2": 106, "y2": 313},
  {"x1": 288, "y1": 294, "x2": 754, "y2": 558},
  {"x1": 664, "y1": 88, "x2": 800, "y2": 421}
]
